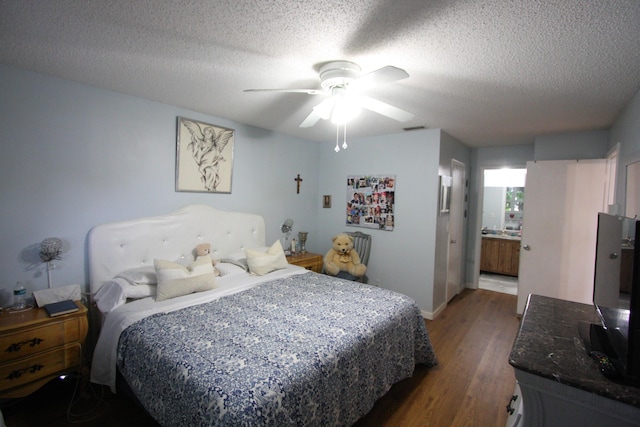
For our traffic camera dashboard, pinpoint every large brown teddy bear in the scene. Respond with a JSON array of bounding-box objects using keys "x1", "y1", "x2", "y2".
[{"x1": 323, "y1": 233, "x2": 366, "y2": 279}]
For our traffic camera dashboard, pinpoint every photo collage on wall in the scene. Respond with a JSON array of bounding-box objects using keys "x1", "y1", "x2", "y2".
[{"x1": 346, "y1": 175, "x2": 395, "y2": 231}]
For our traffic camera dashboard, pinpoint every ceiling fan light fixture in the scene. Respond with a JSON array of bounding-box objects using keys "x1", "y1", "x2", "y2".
[{"x1": 330, "y1": 94, "x2": 361, "y2": 125}]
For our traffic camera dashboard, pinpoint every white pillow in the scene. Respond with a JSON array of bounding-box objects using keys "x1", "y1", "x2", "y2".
[
  {"x1": 225, "y1": 247, "x2": 269, "y2": 262},
  {"x1": 218, "y1": 258, "x2": 249, "y2": 272},
  {"x1": 115, "y1": 266, "x2": 157, "y2": 285},
  {"x1": 216, "y1": 262, "x2": 249, "y2": 276},
  {"x1": 245, "y1": 240, "x2": 288, "y2": 276},
  {"x1": 155, "y1": 255, "x2": 217, "y2": 301},
  {"x1": 94, "y1": 279, "x2": 156, "y2": 313}
]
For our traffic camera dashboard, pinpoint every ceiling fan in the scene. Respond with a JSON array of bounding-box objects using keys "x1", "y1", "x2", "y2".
[{"x1": 244, "y1": 61, "x2": 415, "y2": 128}]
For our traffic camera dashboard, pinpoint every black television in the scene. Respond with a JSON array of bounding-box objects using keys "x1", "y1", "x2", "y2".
[{"x1": 586, "y1": 212, "x2": 640, "y2": 383}]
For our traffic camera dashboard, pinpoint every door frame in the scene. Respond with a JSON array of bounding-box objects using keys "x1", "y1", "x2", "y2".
[
  {"x1": 473, "y1": 164, "x2": 527, "y2": 289},
  {"x1": 446, "y1": 159, "x2": 466, "y2": 302}
]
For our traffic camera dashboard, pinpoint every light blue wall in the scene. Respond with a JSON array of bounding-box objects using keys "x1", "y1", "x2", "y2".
[
  {"x1": 315, "y1": 129, "x2": 444, "y2": 315},
  {"x1": 0, "y1": 64, "x2": 321, "y2": 304},
  {"x1": 610, "y1": 88, "x2": 640, "y2": 214},
  {"x1": 534, "y1": 130, "x2": 609, "y2": 161},
  {"x1": 611, "y1": 89, "x2": 640, "y2": 157}
]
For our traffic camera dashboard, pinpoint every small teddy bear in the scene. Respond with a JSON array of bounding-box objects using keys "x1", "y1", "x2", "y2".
[{"x1": 195, "y1": 243, "x2": 220, "y2": 276}]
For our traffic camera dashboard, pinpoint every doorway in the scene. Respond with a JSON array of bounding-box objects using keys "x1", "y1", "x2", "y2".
[{"x1": 479, "y1": 168, "x2": 526, "y2": 295}]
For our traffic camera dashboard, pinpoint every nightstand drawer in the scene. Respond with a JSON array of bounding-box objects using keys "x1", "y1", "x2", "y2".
[
  {"x1": 0, "y1": 317, "x2": 84, "y2": 362},
  {"x1": 294, "y1": 258, "x2": 322, "y2": 271},
  {"x1": 1, "y1": 323, "x2": 65, "y2": 362},
  {"x1": 0, "y1": 343, "x2": 81, "y2": 392},
  {"x1": 286, "y1": 252, "x2": 323, "y2": 273}
]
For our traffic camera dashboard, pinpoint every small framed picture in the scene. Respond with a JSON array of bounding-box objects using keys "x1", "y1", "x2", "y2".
[{"x1": 323, "y1": 195, "x2": 332, "y2": 208}]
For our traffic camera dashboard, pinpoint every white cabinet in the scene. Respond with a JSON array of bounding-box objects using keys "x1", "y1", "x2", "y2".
[
  {"x1": 514, "y1": 369, "x2": 640, "y2": 427},
  {"x1": 505, "y1": 383, "x2": 523, "y2": 427}
]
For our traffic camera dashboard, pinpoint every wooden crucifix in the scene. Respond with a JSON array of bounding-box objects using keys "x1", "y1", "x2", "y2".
[{"x1": 294, "y1": 174, "x2": 303, "y2": 194}]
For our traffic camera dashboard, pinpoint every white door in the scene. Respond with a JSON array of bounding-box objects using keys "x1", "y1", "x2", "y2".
[
  {"x1": 626, "y1": 160, "x2": 640, "y2": 218},
  {"x1": 517, "y1": 160, "x2": 606, "y2": 314},
  {"x1": 447, "y1": 160, "x2": 466, "y2": 302},
  {"x1": 593, "y1": 213, "x2": 622, "y2": 307}
]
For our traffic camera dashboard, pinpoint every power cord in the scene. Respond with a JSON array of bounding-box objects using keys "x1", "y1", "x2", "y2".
[{"x1": 65, "y1": 343, "x2": 109, "y2": 424}]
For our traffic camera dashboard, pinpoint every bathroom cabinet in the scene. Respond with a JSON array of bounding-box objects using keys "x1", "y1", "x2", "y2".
[{"x1": 480, "y1": 236, "x2": 520, "y2": 277}]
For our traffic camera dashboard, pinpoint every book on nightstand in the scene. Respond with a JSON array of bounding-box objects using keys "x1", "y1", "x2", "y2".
[{"x1": 44, "y1": 299, "x2": 78, "y2": 317}]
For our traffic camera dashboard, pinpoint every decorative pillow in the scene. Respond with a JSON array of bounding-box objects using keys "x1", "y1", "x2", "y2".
[
  {"x1": 115, "y1": 266, "x2": 157, "y2": 285},
  {"x1": 154, "y1": 255, "x2": 217, "y2": 301},
  {"x1": 245, "y1": 240, "x2": 288, "y2": 276}
]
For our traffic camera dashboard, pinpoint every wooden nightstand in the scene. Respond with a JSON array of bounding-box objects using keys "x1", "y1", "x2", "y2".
[
  {"x1": 0, "y1": 301, "x2": 88, "y2": 398},
  {"x1": 286, "y1": 252, "x2": 323, "y2": 273}
]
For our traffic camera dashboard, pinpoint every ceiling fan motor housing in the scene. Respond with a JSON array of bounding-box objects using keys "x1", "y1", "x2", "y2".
[{"x1": 319, "y1": 61, "x2": 361, "y2": 91}]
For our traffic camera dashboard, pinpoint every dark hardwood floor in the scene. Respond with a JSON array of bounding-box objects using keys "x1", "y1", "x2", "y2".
[{"x1": 1, "y1": 288, "x2": 519, "y2": 427}]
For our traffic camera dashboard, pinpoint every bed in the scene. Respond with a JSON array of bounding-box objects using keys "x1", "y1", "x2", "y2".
[{"x1": 88, "y1": 204, "x2": 437, "y2": 426}]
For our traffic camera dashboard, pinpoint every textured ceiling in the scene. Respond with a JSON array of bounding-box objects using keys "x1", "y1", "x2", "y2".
[{"x1": 1, "y1": 0, "x2": 640, "y2": 148}]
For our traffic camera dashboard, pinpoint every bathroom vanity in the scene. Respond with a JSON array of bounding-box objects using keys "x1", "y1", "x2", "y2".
[{"x1": 480, "y1": 235, "x2": 521, "y2": 277}]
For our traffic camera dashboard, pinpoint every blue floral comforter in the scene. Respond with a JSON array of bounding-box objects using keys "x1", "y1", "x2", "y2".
[{"x1": 117, "y1": 273, "x2": 437, "y2": 426}]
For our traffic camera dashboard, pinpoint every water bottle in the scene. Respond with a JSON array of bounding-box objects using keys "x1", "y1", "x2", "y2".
[{"x1": 13, "y1": 282, "x2": 26, "y2": 310}]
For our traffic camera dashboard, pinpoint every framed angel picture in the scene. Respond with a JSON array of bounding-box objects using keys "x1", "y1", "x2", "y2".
[{"x1": 176, "y1": 117, "x2": 235, "y2": 193}]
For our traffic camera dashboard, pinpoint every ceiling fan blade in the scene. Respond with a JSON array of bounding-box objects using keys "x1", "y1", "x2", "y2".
[
  {"x1": 300, "y1": 110, "x2": 322, "y2": 128},
  {"x1": 313, "y1": 98, "x2": 336, "y2": 120},
  {"x1": 347, "y1": 66, "x2": 409, "y2": 91},
  {"x1": 299, "y1": 98, "x2": 336, "y2": 127},
  {"x1": 357, "y1": 96, "x2": 415, "y2": 122},
  {"x1": 244, "y1": 88, "x2": 323, "y2": 95}
]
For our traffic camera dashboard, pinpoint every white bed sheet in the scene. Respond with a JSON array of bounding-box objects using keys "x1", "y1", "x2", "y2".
[{"x1": 91, "y1": 265, "x2": 308, "y2": 392}]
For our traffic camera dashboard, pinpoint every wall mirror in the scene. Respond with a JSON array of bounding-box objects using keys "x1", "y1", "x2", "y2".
[{"x1": 482, "y1": 168, "x2": 527, "y2": 232}]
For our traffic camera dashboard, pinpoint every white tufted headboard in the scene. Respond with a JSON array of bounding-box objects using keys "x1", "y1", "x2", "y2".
[{"x1": 88, "y1": 204, "x2": 265, "y2": 294}]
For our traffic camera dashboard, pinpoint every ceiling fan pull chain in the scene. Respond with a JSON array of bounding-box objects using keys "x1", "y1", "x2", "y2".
[
  {"x1": 335, "y1": 125, "x2": 340, "y2": 152},
  {"x1": 342, "y1": 122, "x2": 348, "y2": 150}
]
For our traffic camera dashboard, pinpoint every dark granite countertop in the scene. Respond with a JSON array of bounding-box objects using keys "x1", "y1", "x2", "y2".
[{"x1": 509, "y1": 294, "x2": 640, "y2": 408}]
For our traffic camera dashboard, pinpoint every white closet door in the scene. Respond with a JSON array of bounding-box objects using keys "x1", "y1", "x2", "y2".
[
  {"x1": 517, "y1": 160, "x2": 606, "y2": 314},
  {"x1": 446, "y1": 160, "x2": 466, "y2": 302}
]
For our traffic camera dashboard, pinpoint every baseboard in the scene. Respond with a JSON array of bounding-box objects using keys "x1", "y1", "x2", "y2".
[{"x1": 421, "y1": 300, "x2": 447, "y2": 320}]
